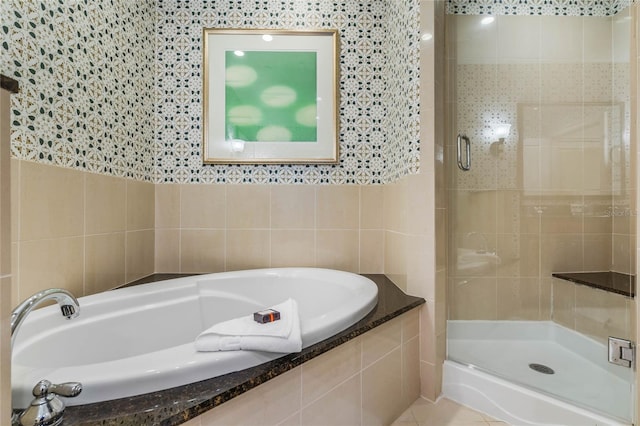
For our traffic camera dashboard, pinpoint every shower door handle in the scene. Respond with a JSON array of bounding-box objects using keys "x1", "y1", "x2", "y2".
[{"x1": 457, "y1": 134, "x2": 471, "y2": 171}]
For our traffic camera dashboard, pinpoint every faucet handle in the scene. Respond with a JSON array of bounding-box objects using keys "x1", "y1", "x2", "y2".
[
  {"x1": 36, "y1": 380, "x2": 82, "y2": 398},
  {"x1": 17, "y1": 379, "x2": 82, "y2": 426}
]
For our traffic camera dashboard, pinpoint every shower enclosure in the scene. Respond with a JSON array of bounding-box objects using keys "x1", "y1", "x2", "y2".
[{"x1": 444, "y1": 2, "x2": 636, "y2": 424}]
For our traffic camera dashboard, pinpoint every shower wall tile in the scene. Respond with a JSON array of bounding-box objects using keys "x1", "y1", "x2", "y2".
[
  {"x1": 497, "y1": 277, "x2": 541, "y2": 320},
  {"x1": 551, "y1": 278, "x2": 576, "y2": 329},
  {"x1": 449, "y1": 277, "x2": 498, "y2": 320}
]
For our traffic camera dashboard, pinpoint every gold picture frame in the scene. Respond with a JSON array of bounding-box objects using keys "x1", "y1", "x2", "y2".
[{"x1": 202, "y1": 28, "x2": 340, "y2": 164}]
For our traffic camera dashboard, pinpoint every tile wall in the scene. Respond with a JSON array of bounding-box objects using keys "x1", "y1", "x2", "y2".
[
  {"x1": 9, "y1": 159, "x2": 155, "y2": 307},
  {"x1": 155, "y1": 184, "x2": 384, "y2": 274},
  {"x1": 180, "y1": 308, "x2": 420, "y2": 426}
]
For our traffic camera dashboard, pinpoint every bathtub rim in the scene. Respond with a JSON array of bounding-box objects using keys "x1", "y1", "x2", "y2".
[{"x1": 56, "y1": 273, "x2": 424, "y2": 426}]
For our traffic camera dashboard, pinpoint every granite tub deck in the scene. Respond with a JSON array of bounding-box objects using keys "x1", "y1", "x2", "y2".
[{"x1": 60, "y1": 274, "x2": 424, "y2": 425}]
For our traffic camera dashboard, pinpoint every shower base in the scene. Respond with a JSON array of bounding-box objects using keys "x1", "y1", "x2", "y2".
[{"x1": 444, "y1": 320, "x2": 634, "y2": 425}]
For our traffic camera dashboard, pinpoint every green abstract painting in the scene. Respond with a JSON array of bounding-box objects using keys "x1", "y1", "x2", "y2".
[{"x1": 225, "y1": 51, "x2": 318, "y2": 143}]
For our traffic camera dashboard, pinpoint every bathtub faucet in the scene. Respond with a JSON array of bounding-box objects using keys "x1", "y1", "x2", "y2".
[{"x1": 11, "y1": 288, "x2": 80, "y2": 346}]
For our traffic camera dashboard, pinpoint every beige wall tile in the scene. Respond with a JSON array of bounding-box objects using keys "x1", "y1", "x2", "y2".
[
  {"x1": 226, "y1": 230, "x2": 270, "y2": 271},
  {"x1": 362, "y1": 347, "x2": 404, "y2": 426},
  {"x1": 86, "y1": 173, "x2": 126, "y2": 234},
  {"x1": 125, "y1": 229, "x2": 154, "y2": 283},
  {"x1": 271, "y1": 185, "x2": 315, "y2": 229},
  {"x1": 316, "y1": 186, "x2": 359, "y2": 230},
  {"x1": 497, "y1": 277, "x2": 540, "y2": 320},
  {"x1": 316, "y1": 230, "x2": 359, "y2": 272},
  {"x1": 449, "y1": 277, "x2": 497, "y2": 320},
  {"x1": 583, "y1": 233, "x2": 612, "y2": 272},
  {"x1": 383, "y1": 179, "x2": 408, "y2": 234},
  {"x1": 270, "y1": 230, "x2": 315, "y2": 268},
  {"x1": 180, "y1": 229, "x2": 225, "y2": 273},
  {"x1": 226, "y1": 185, "x2": 270, "y2": 229},
  {"x1": 19, "y1": 237, "x2": 84, "y2": 297},
  {"x1": 384, "y1": 231, "x2": 407, "y2": 291},
  {"x1": 540, "y1": 234, "x2": 583, "y2": 276},
  {"x1": 301, "y1": 338, "x2": 361, "y2": 406},
  {"x1": 301, "y1": 374, "x2": 361, "y2": 426},
  {"x1": 420, "y1": 361, "x2": 436, "y2": 402},
  {"x1": 10, "y1": 158, "x2": 19, "y2": 244},
  {"x1": 85, "y1": 233, "x2": 126, "y2": 294},
  {"x1": 402, "y1": 336, "x2": 421, "y2": 407},
  {"x1": 406, "y1": 234, "x2": 433, "y2": 298},
  {"x1": 156, "y1": 184, "x2": 180, "y2": 228},
  {"x1": 402, "y1": 307, "x2": 420, "y2": 342},
  {"x1": 551, "y1": 278, "x2": 575, "y2": 330},
  {"x1": 20, "y1": 161, "x2": 84, "y2": 240},
  {"x1": 0, "y1": 277, "x2": 10, "y2": 421},
  {"x1": 359, "y1": 230, "x2": 384, "y2": 274},
  {"x1": 574, "y1": 285, "x2": 630, "y2": 343},
  {"x1": 360, "y1": 185, "x2": 384, "y2": 229},
  {"x1": 11, "y1": 242, "x2": 18, "y2": 306},
  {"x1": 127, "y1": 180, "x2": 154, "y2": 231},
  {"x1": 155, "y1": 229, "x2": 180, "y2": 273},
  {"x1": 419, "y1": 303, "x2": 437, "y2": 364},
  {"x1": 199, "y1": 369, "x2": 301, "y2": 426},
  {"x1": 180, "y1": 184, "x2": 225, "y2": 229},
  {"x1": 362, "y1": 317, "x2": 401, "y2": 368}
]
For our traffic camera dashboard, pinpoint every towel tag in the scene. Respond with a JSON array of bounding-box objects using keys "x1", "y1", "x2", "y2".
[{"x1": 253, "y1": 309, "x2": 281, "y2": 324}]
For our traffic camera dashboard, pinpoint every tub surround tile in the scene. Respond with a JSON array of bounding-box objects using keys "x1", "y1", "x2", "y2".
[{"x1": 61, "y1": 274, "x2": 424, "y2": 425}]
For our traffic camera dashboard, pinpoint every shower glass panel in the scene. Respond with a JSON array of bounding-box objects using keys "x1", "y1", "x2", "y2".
[{"x1": 446, "y1": 4, "x2": 635, "y2": 423}]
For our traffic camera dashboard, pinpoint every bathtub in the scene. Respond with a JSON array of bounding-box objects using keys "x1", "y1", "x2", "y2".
[{"x1": 11, "y1": 268, "x2": 378, "y2": 408}]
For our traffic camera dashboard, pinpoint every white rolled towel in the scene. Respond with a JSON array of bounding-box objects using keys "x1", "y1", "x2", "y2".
[{"x1": 195, "y1": 298, "x2": 302, "y2": 353}]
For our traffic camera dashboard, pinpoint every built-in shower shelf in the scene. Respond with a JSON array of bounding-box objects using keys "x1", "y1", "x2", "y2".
[{"x1": 552, "y1": 271, "x2": 635, "y2": 298}]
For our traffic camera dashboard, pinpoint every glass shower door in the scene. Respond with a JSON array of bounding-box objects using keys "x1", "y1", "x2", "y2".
[{"x1": 446, "y1": 6, "x2": 635, "y2": 423}]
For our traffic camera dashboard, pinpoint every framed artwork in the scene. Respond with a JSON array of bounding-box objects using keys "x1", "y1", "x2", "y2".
[{"x1": 202, "y1": 29, "x2": 339, "y2": 164}]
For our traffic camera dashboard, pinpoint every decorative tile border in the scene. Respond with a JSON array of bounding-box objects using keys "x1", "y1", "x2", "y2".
[{"x1": 446, "y1": 0, "x2": 632, "y2": 16}]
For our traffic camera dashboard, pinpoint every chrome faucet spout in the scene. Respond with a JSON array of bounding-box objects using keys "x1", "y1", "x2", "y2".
[{"x1": 11, "y1": 288, "x2": 80, "y2": 346}]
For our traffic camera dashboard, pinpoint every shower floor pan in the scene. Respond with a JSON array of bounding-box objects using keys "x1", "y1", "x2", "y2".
[{"x1": 445, "y1": 320, "x2": 634, "y2": 425}]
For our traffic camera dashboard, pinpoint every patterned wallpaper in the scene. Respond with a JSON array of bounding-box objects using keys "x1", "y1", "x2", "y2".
[
  {"x1": 154, "y1": 0, "x2": 420, "y2": 184},
  {"x1": 1, "y1": 0, "x2": 156, "y2": 181},
  {"x1": 447, "y1": 0, "x2": 632, "y2": 16}
]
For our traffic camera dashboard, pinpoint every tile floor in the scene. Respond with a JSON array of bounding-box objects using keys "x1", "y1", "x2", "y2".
[{"x1": 392, "y1": 397, "x2": 508, "y2": 426}]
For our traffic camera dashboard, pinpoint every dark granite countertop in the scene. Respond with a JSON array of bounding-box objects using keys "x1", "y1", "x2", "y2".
[
  {"x1": 59, "y1": 274, "x2": 424, "y2": 425},
  {"x1": 552, "y1": 271, "x2": 635, "y2": 297}
]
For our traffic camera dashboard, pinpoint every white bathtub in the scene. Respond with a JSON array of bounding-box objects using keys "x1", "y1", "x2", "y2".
[{"x1": 11, "y1": 268, "x2": 378, "y2": 408}]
